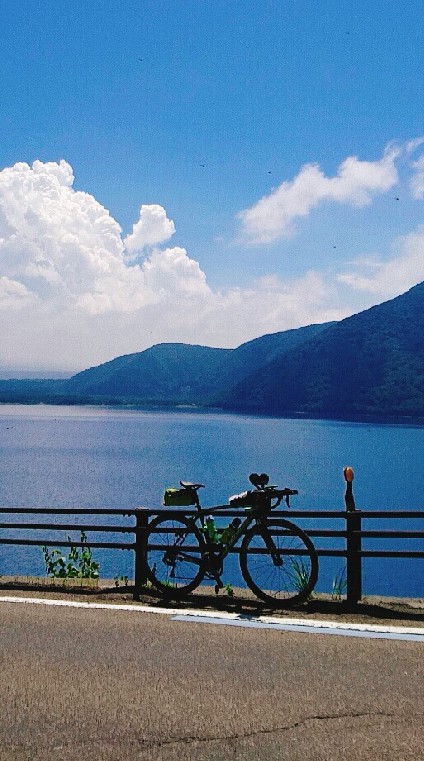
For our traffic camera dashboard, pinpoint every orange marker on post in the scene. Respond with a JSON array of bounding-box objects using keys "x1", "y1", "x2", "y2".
[{"x1": 343, "y1": 466, "x2": 356, "y2": 511}]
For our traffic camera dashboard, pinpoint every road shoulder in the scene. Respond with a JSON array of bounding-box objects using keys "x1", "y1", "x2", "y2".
[{"x1": 1, "y1": 578, "x2": 423, "y2": 628}]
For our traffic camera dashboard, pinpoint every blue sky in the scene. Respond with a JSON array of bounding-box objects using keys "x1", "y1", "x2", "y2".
[{"x1": 1, "y1": 0, "x2": 424, "y2": 371}]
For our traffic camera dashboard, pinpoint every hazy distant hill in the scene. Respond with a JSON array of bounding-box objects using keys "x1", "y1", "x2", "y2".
[
  {"x1": 1, "y1": 282, "x2": 424, "y2": 419},
  {"x1": 219, "y1": 282, "x2": 424, "y2": 417}
]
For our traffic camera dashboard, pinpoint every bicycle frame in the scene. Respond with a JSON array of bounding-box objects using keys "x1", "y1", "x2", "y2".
[{"x1": 184, "y1": 501, "x2": 274, "y2": 568}]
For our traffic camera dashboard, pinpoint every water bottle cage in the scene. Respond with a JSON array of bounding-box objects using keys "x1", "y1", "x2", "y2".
[
  {"x1": 219, "y1": 517, "x2": 242, "y2": 546},
  {"x1": 202, "y1": 516, "x2": 220, "y2": 544}
]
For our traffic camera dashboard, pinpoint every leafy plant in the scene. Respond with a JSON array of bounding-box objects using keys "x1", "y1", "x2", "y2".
[
  {"x1": 42, "y1": 531, "x2": 99, "y2": 580},
  {"x1": 290, "y1": 557, "x2": 312, "y2": 598},
  {"x1": 331, "y1": 565, "x2": 347, "y2": 600},
  {"x1": 114, "y1": 574, "x2": 129, "y2": 587},
  {"x1": 223, "y1": 582, "x2": 235, "y2": 597}
]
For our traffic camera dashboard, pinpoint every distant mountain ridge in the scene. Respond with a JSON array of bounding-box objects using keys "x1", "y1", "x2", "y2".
[
  {"x1": 65, "y1": 343, "x2": 232, "y2": 403},
  {"x1": 1, "y1": 281, "x2": 424, "y2": 419},
  {"x1": 64, "y1": 322, "x2": 331, "y2": 405}
]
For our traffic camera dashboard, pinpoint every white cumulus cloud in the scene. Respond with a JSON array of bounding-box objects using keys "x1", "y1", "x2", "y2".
[
  {"x1": 0, "y1": 159, "x2": 125, "y2": 306},
  {"x1": 123, "y1": 204, "x2": 176, "y2": 254},
  {"x1": 0, "y1": 160, "x2": 215, "y2": 367},
  {"x1": 0, "y1": 160, "x2": 189, "y2": 317},
  {"x1": 238, "y1": 145, "x2": 400, "y2": 244}
]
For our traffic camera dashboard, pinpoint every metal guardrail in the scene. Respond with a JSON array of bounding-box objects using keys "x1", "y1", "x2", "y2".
[{"x1": 0, "y1": 504, "x2": 423, "y2": 607}]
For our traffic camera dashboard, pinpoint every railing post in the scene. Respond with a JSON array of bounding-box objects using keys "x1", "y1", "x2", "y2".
[
  {"x1": 346, "y1": 510, "x2": 362, "y2": 607},
  {"x1": 344, "y1": 467, "x2": 362, "y2": 608},
  {"x1": 134, "y1": 510, "x2": 149, "y2": 600}
]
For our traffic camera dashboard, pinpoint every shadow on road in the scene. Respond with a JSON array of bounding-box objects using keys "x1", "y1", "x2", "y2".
[{"x1": 1, "y1": 578, "x2": 423, "y2": 626}]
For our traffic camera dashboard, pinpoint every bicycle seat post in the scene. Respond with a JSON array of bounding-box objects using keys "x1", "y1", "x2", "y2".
[{"x1": 179, "y1": 481, "x2": 204, "y2": 511}]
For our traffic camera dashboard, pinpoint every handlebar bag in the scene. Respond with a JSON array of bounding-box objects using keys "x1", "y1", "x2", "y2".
[
  {"x1": 229, "y1": 490, "x2": 252, "y2": 508},
  {"x1": 229, "y1": 490, "x2": 268, "y2": 509},
  {"x1": 163, "y1": 488, "x2": 197, "y2": 506}
]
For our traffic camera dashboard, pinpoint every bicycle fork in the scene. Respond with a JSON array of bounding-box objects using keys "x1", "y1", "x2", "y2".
[{"x1": 259, "y1": 524, "x2": 284, "y2": 567}]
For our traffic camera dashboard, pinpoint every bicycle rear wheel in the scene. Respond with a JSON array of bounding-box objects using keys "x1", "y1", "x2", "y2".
[
  {"x1": 240, "y1": 519, "x2": 318, "y2": 607},
  {"x1": 145, "y1": 515, "x2": 205, "y2": 597}
]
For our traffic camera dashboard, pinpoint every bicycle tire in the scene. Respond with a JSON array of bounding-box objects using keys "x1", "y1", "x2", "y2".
[
  {"x1": 240, "y1": 519, "x2": 318, "y2": 607},
  {"x1": 145, "y1": 515, "x2": 205, "y2": 597}
]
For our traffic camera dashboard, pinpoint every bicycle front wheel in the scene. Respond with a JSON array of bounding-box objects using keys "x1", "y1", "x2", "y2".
[
  {"x1": 240, "y1": 519, "x2": 318, "y2": 607},
  {"x1": 145, "y1": 515, "x2": 205, "y2": 597}
]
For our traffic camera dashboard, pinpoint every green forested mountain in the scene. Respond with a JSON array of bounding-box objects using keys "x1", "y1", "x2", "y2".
[
  {"x1": 219, "y1": 281, "x2": 424, "y2": 417},
  {"x1": 63, "y1": 323, "x2": 331, "y2": 405},
  {"x1": 65, "y1": 343, "x2": 232, "y2": 402},
  {"x1": 1, "y1": 282, "x2": 424, "y2": 419}
]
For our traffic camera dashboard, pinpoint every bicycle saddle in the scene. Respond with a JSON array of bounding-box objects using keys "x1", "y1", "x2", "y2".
[
  {"x1": 180, "y1": 480, "x2": 205, "y2": 490},
  {"x1": 249, "y1": 473, "x2": 269, "y2": 489}
]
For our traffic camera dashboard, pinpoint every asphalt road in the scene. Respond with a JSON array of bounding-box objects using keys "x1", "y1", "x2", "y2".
[{"x1": 0, "y1": 600, "x2": 423, "y2": 761}]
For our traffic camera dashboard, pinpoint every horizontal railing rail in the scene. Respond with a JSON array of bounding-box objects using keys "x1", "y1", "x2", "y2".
[{"x1": 0, "y1": 505, "x2": 423, "y2": 607}]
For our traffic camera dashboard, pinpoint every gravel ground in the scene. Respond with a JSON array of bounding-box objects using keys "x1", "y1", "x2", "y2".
[{"x1": 1, "y1": 577, "x2": 423, "y2": 627}]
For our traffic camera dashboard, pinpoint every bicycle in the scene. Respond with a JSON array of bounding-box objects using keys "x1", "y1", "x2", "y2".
[{"x1": 145, "y1": 473, "x2": 319, "y2": 607}]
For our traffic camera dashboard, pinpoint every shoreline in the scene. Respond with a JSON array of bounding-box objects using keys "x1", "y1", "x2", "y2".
[{"x1": 1, "y1": 400, "x2": 424, "y2": 427}]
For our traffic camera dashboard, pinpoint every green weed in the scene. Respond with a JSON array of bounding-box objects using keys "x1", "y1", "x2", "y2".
[
  {"x1": 331, "y1": 566, "x2": 347, "y2": 600},
  {"x1": 290, "y1": 557, "x2": 312, "y2": 597},
  {"x1": 114, "y1": 574, "x2": 129, "y2": 587},
  {"x1": 42, "y1": 531, "x2": 99, "y2": 580}
]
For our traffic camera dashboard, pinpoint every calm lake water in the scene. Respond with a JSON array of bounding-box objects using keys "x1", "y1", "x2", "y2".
[{"x1": 0, "y1": 404, "x2": 423, "y2": 598}]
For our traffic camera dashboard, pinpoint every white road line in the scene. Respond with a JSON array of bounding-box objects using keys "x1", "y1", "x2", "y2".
[
  {"x1": 172, "y1": 614, "x2": 424, "y2": 641},
  {"x1": 0, "y1": 595, "x2": 182, "y2": 615},
  {"x1": 0, "y1": 595, "x2": 423, "y2": 640}
]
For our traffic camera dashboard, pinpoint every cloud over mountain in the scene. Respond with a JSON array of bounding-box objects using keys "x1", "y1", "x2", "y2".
[
  {"x1": 1, "y1": 146, "x2": 424, "y2": 372},
  {"x1": 337, "y1": 228, "x2": 424, "y2": 296},
  {"x1": 0, "y1": 159, "x2": 350, "y2": 369}
]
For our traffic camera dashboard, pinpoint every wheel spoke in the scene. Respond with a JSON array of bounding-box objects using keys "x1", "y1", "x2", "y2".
[
  {"x1": 146, "y1": 516, "x2": 204, "y2": 596},
  {"x1": 240, "y1": 520, "x2": 318, "y2": 606}
]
